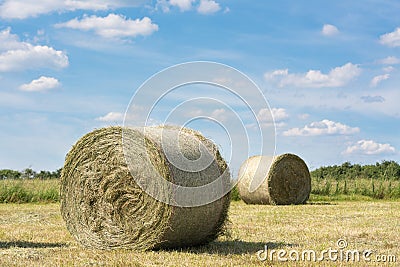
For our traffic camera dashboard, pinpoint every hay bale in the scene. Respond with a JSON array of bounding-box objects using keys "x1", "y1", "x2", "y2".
[
  {"x1": 60, "y1": 126, "x2": 230, "y2": 250},
  {"x1": 237, "y1": 154, "x2": 311, "y2": 205}
]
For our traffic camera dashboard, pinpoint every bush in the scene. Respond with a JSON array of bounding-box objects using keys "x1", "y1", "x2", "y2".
[{"x1": 231, "y1": 186, "x2": 241, "y2": 201}]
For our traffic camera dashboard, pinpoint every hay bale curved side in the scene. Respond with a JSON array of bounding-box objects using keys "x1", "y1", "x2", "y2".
[
  {"x1": 141, "y1": 125, "x2": 231, "y2": 248},
  {"x1": 60, "y1": 126, "x2": 230, "y2": 250},
  {"x1": 237, "y1": 154, "x2": 311, "y2": 205},
  {"x1": 237, "y1": 156, "x2": 273, "y2": 204}
]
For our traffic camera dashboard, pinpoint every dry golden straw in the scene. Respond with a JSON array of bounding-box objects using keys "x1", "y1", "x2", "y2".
[
  {"x1": 237, "y1": 154, "x2": 311, "y2": 205},
  {"x1": 60, "y1": 126, "x2": 230, "y2": 250}
]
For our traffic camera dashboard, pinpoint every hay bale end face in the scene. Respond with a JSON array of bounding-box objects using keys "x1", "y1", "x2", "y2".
[
  {"x1": 60, "y1": 126, "x2": 230, "y2": 250},
  {"x1": 237, "y1": 154, "x2": 311, "y2": 205}
]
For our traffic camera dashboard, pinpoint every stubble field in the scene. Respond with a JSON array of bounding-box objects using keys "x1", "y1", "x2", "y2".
[{"x1": 0, "y1": 200, "x2": 399, "y2": 266}]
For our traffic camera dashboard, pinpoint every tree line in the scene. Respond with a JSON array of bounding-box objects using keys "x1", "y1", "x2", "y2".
[
  {"x1": 1, "y1": 160, "x2": 399, "y2": 180},
  {"x1": 0, "y1": 168, "x2": 62, "y2": 180},
  {"x1": 311, "y1": 160, "x2": 400, "y2": 180}
]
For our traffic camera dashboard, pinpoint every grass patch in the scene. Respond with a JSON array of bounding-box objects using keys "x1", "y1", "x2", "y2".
[
  {"x1": 311, "y1": 177, "x2": 400, "y2": 200},
  {"x1": 232, "y1": 177, "x2": 400, "y2": 202},
  {"x1": 2, "y1": 176, "x2": 400, "y2": 204},
  {"x1": 0, "y1": 179, "x2": 59, "y2": 203},
  {"x1": 308, "y1": 193, "x2": 375, "y2": 202},
  {"x1": 230, "y1": 186, "x2": 241, "y2": 201}
]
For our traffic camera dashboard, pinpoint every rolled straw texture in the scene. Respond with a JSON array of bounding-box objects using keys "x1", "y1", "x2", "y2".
[
  {"x1": 237, "y1": 154, "x2": 311, "y2": 205},
  {"x1": 60, "y1": 126, "x2": 230, "y2": 250}
]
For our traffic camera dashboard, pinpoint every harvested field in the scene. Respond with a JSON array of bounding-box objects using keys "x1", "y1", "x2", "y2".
[{"x1": 0, "y1": 201, "x2": 398, "y2": 266}]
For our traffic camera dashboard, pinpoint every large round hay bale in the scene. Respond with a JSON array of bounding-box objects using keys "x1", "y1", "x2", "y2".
[
  {"x1": 60, "y1": 126, "x2": 230, "y2": 250},
  {"x1": 237, "y1": 154, "x2": 311, "y2": 205}
]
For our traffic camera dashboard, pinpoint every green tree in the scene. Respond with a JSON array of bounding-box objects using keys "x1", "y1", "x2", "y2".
[
  {"x1": 21, "y1": 168, "x2": 36, "y2": 179},
  {"x1": 0, "y1": 169, "x2": 21, "y2": 179}
]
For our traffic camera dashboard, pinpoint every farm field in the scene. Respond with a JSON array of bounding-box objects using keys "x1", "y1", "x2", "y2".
[{"x1": 0, "y1": 201, "x2": 398, "y2": 266}]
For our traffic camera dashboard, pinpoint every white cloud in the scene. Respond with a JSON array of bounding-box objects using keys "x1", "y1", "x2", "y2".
[
  {"x1": 283, "y1": 119, "x2": 359, "y2": 136},
  {"x1": 211, "y1": 108, "x2": 228, "y2": 122},
  {"x1": 256, "y1": 108, "x2": 272, "y2": 123},
  {"x1": 370, "y1": 74, "x2": 390, "y2": 87},
  {"x1": 258, "y1": 108, "x2": 289, "y2": 123},
  {"x1": 169, "y1": 0, "x2": 195, "y2": 11},
  {"x1": 344, "y1": 140, "x2": 396, "y2": 155},
  {"x1": 264, "y1": 69, "x2": 288, "y2": 80},
  {"x1": 197, "y1": 0, "x2": 221, "y2": 14},
  {"x1": 256, "y1": 107, "x2": 289, "y2": 129},
  {"x1": 322, "y1": 24, "x2": 339, "y2": 36},
  {"x1": 0, "y1": 28, "x2": 68, "y2": 72},
  {"x1": 157, "y1": 0, "x2": 223, "y2": 14},
  {"x1": 96, "y1": 112, "x2": 124, "y2": 122},
  {"x1": 265, "y1": 63, "x2": 361, "y2": 88},
  {"x1": 361, "y1": 95, "x2": 385, "y2": 103},
  {"x1": 0, "y1": 27, "x2": 25, "y2": 50},
  {"x1": 380, "y1": 27, "x2": 400, "y2": 47},
  {"x1": 378, "y1": 56, "x2": 400, "y2": 65},
  {"x1": 0, "y1": 0, "x2": 60, "y2": 19},
  {"x1": 55, "y1": 14, "x2": 158, "y2": 39},
  {"x1": 271, "y1": 108, "x2": 289, "y2": 122},
  {"x1": 383, "y1": 66, "x2": 395, "y2": 73},
  {"x1": 0, "y1": 0, "x2": 144, "y2": 19},
  {"x1": 297, "y1": 113, "x2": 310, "y2": 120},
  {"x1": 19, "y1": 76, "x2": 60, "y2": 92}
]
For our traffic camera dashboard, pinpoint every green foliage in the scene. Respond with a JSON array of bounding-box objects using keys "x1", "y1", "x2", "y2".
[
  {"x1": 0, "y1": 179, "x2": 59, "y2": 203},
  {"x1": 1, "y1": 161, "x2": 399, "y2": 203},
  {"x1": 230, "y1": 186, "x2": 241, "y2": 201},
  {"x1": 0, "y1": 168, "x2": 61, "y2": 180},
  {"x1": 0, "y1": 169, "x2": 21, "y2": 179},
  {"x1": 310, "y1": 160, "x2": 400, "y2": 200},
  {"x1": 311, "y1": 160, "x2": 400, "y2": 181},
  {"x1": 311, "y1": 177, "x2": 400, "y2": 200}
]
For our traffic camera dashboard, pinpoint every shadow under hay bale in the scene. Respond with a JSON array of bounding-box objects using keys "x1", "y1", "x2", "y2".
[
  {"x1": 237, "y1": 154, "x2": 311, "y2": 205},
  {"x1": 60, "y1": 126, "x2": 231, "y2": 250}
]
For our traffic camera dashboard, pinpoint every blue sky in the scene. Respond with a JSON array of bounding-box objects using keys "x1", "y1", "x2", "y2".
[{"x1": 0, "y1": 0, "x2": 399, "y2": 172}]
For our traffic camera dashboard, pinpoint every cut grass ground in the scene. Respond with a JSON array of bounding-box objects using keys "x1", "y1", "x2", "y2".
[{"x1": 0, "y1": 201, "x2": 398, "y2": 266}]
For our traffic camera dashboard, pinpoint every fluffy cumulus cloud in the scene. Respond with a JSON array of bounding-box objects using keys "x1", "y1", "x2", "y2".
[
  {"x1": 19, "y1": 76, "x2": 60, "y2": 92},
  {"x1": 258, "y1": 108, "x2": 289, "y2": 122},
  {"x1": 169, "y1": 0, "x2": 195, "y2": 11},
  {"x1": 322, "y1": 24, "x2": 339, "y2": 36},
  {"x1": 256, "y1": 107, "x2": 289, "y2": 128},
  {"x1": 380, "y1": 28, "x2": 400, "y2": 47},
  {"x1": 197, "y1": 0, "x2": 221, "y2": 14},
  {"x1": 283, "y1": 119, "x2": 359, "y2": 136},
  {"x1": 0, "y1": 28, "x2": 68, "y2": 72},
  {"x1": 96, "y1": 112, "x2": 124, "y2": 122},
  {"x1": 378, "y1": 56, "x2": 400, "y2": 65},
  {"x1": 157, "y1": 0, "x2": 222, "y2": 14},
  {"x1": 370, "y1": 74, "x2": 390, "y2": 87},
  {"x1": 55, "y1": 14, "x2": 158, "y2": 39},
  {"x1": 271, "y1": 108, "x2": 289, "y2": 122},
  {"x1": 344, "y1": 140, "x2": 396, "y2": 155},
  {"x1": 0, "y1": 0, "x2": 144, "y2": 19},
  {"x1": 265, "y1": 63, "x2": 361, "y2": 88}
]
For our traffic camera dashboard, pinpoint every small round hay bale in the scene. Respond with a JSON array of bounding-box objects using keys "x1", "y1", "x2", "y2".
[
  {"x1": 237, "y1": 154, "x2": 311, "y2": 205},
  {"x1": 60, "y1": 126, "x2": 230, "y2": 250}
]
